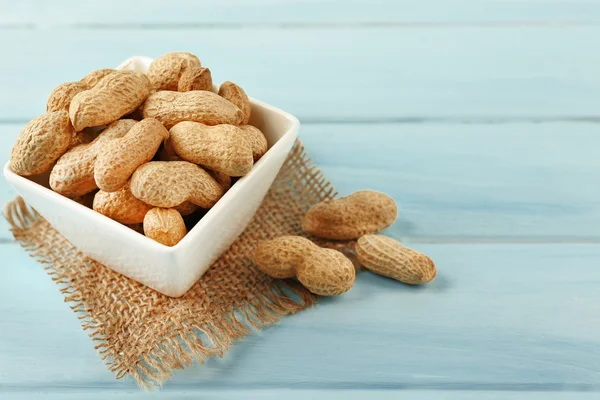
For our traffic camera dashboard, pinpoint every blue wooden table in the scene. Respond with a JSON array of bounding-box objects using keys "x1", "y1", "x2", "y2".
[{"x1": 2, "y1": 1, "x2": 600, "y2": 398}]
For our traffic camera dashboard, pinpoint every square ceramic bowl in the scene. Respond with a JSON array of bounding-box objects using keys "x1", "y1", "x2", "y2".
[{"x1": 3, "y1": 56, "x2": 299, "y2": 297}]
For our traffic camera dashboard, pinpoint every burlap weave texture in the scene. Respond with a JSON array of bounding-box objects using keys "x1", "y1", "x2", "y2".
[{"x1": 4, "y1": 140, "x2": 336, "y2": 389}]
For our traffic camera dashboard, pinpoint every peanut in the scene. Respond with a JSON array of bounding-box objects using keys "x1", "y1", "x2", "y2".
[
  {"x1": 146, "y1": 52, "x2": 202, "y2": 91},
  {"x1": 179, "y1": 67, "x2": 212, "y2": 92},
  {"x1": 356, "y1": 235, "x2": 436, "y2": 284},
  {"x1": 46, "y1": 81, "x2": 88, "y2": 112},
  {"x1": 144, "y1": 208, "x2": 187, "y2": 246},
  {"x1": 80, "y1": 68, "x2": 115, "y2": 88},
  {"x1": 10, "y1": 110, "x2": 73, "y2": 176},
  {"x1": 239, "y1": 125, "x2": 268, "y2": 161},
  {"x1": 254, "y1": 236, "x2": 355, "y2": 296},
  {"x1": 170, "y1": 121, "x2": 253, "y2": 176},
  {"x1": 94, "y1": 118, "x2": 169, "y2": 192},
  {"x1": 50, "y1": 119, "x2": 137, "y2": 197},
  {"x1": 303, "y1": 190, "x2": 397, "y2": 240},
  {"x1": 219, "y1": 81, "x2": 251, "y2": 125},
  {"x1": 93, "y1": 183, "x2": 153, "y2": 224},
  {"x1": 130, "y1": 161, "x2": 223, "y2": 208},
  {"x1": 70, "y1": 70, "x2": 150, "y2": 131},
  {"x1": 142, "y1": 90, "x2": 243, "y2": 128}
]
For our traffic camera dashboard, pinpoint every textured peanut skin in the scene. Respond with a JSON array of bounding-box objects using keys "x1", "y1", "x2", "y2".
[
  {"x1": 10, "y1": 111, "x2": 73, "y2": 176},
  {"x1": 255, "y1": 236, "x2": 313, "y2": 278},
  {"x1": 254, "y1": 236, "x2": 355, "y2": 296},
  {"x1": 219, "y1": 81, "x2": 251, "y2": 125},
  {"x1": 356, "y1": 235, "x2": 436, "y2": 284},
  {"x1": 80, "y1": 68, "x2": 115, "y2": 88},
  {"x1": 136, "y1": 151, "x2": 211, "y2": 212},
  {"x1": 170, "y1": 121, "x2": 253, "y2": 176},
  {"x1": 130, "y1": 161, "x2": 223, "y2": 208},
  {"x1": 144, "y1": 208, "x2": 187, "y2": 246},
  {"x1": 303, "y1": 190, "x2": 398, "y2": 240},
  {"x1": 178, "y1": 66, "x2": 212, "y2": 92},
  {"x1": 50, "y1": 119, "x2": 136, "y2": 197},
  {"x1": 70, "y1": 70, "x2": 151, "y2": 131},
  {"x1": 46, "y1": 81, "x2": 88, "y2": 112},
  {"x1": 142, "y1": 90, "x2": 244, "y2": 128},
  {"x1": 94, "y1": 118, "x2": 169, "y2": 192},
  {"x1": 239, "y1": 125, "x2": 268, "y2": 161},
  {"x1": 93, "y1": 184, "x2": 153, "y2": 224},
  {"x1": 297, "y1": 249, "x2": 356, "y2": 296},
  {"x1": 146, "y1": 52, "x2": 201, "y2": 91}
]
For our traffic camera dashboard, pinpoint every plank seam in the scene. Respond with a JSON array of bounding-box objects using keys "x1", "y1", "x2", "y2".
[{"x1": 2, "y1": 21, "x2": 600, "y2": 30}]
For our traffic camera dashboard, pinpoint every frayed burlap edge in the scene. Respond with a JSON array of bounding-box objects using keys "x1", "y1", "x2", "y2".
[
  {"x1": 4, "y1": 141, "x2": 347, "y2": 390},
  {"x1": 5, "y1": 196, "x2": 317, "y2": 388}
]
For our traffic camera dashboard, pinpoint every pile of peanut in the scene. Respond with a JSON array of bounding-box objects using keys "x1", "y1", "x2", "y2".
[
  {"x1": 255, "y1": 190, "x2": 437, "y2": 295},
  {"x1": 9, "y1": 52, "x2": 268, "y2": 246},
  {"x1": 9, "y1": 51, "x2": 436, "y2": 293}
]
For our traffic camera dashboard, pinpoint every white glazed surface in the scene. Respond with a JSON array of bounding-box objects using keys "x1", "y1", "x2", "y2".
[{"x1": 3, "y1": 56, "x2": 299, "y2": 297}]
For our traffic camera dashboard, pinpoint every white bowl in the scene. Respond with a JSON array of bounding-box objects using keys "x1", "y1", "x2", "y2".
[{"x1": 3, "y1": 56, "x2": 300, "y2": 297}]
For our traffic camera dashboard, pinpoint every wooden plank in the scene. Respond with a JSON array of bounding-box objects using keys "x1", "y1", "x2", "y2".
[
  {"x1": 2, "y1": 122, "x2": 600, "y2": 241},
  {"x1": 1, "y1": 27, "x2": 600, "y2": 121},
  {"x1": 301, "y1": 122, "x2": 600, "y2": 241},
  {"x1": 1, "y1": 243, "x2": 599, "y2": 392},
  {"x1": 1, "y1": 0, "x2": 599, "y2": 25}
]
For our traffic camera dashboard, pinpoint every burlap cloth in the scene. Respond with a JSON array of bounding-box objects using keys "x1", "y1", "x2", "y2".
[{"x1": 4, "y1": 140, "x2": 348, "y2": 389}]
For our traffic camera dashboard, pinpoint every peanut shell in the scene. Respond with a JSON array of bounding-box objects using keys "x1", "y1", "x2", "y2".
[
  {"x1": 46, "y1": 81, "x2": 88, "y2": 112},
  {"x1": 219, "y1": 81, "x2": 251, "y2": 125},
  {"x1": 297, "y1": 248, "x2": 356, "y2": 296},
  {"x1": 93, "y1": 184, "x2": 153, "y2": 224},
  {"x1": 144, "y1": 208, "x2": 187, "y2": 246},
  {"x1": 239, "y1": 125, "x2": 268, "y2": 161},
  {"x1": 80, "y1": 68, "x2": 115, "y2": 88},
  {"x1": 10, "y1": 111, "x2": 73, "y2": 176},
  {"x1": 254, "y1": 236, "x2": 355, "y2": 296},
  {"x1": 70, "y1": 70, "x2": 151, "y2": 131},
  {"x1": 50, "y1": 119, "x2": 137, "y2": 197},
  {"x1": 94, "y1": 118, "x2": 169, "y2": 192},
  {"x1": 146, "y1": 52, "x2": 201, "y2": 91},
  {"x1": 356, "y1": 235, "x2": 436, "y2": 284},
  {"x1": 142, "y1": 90, "x2": 243, "y2": 128},
  {"x1": 130, "y1": 161, "x2": 223, "y2": 208},
  {"x1": 302, "y1": 190, "x2": 397, "y2": 240},
  {"x1": 255, "y1": 236, "x2": 314, "y2": 278},
  {"x1": 178, "y1": 66, "x2": 212, "y2": 92},
  {"x1": 169, "y1": 121, "x2": 253, "y2": 176}
]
